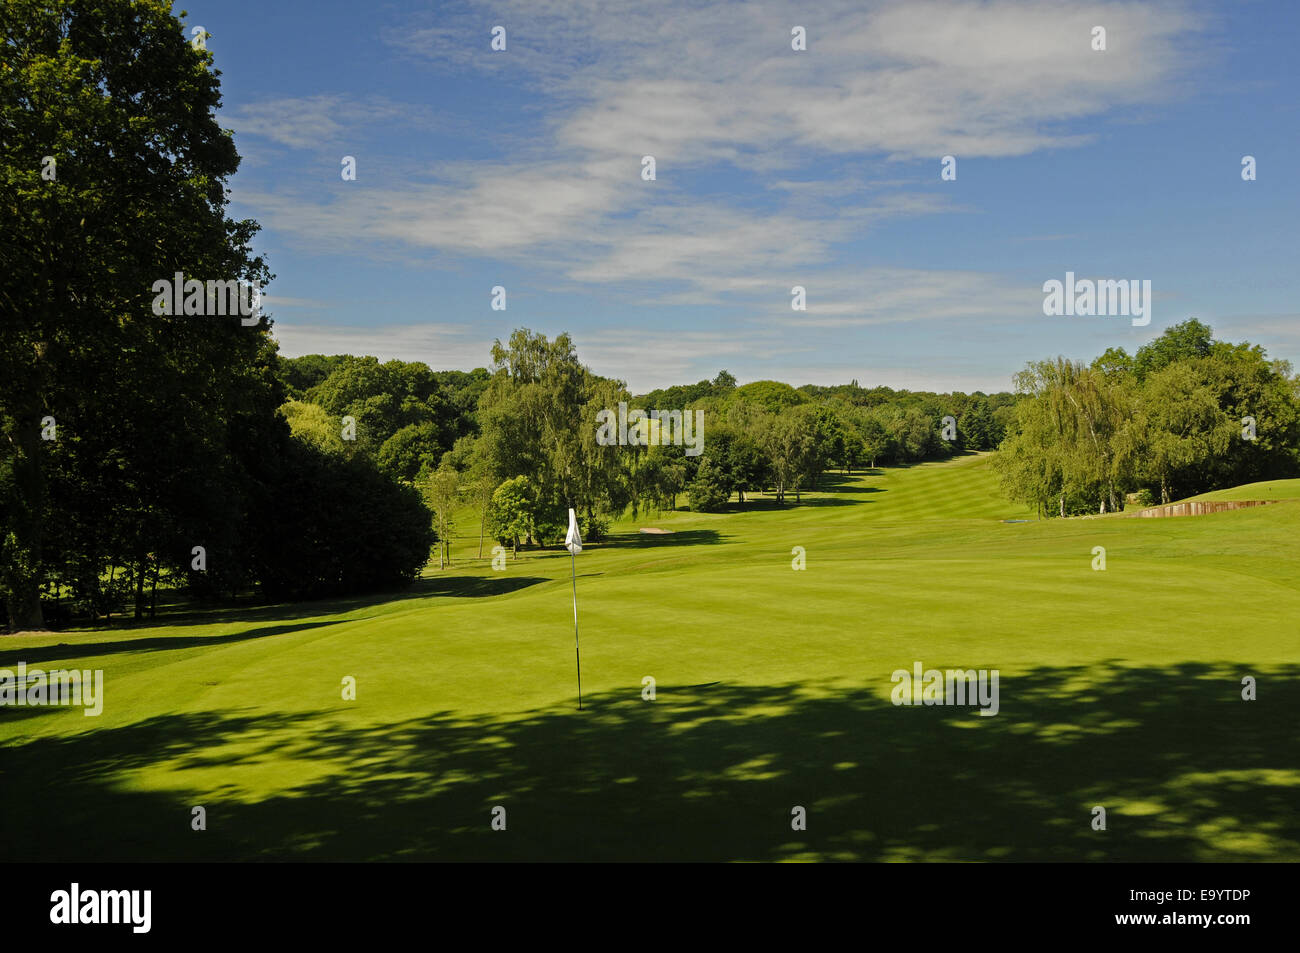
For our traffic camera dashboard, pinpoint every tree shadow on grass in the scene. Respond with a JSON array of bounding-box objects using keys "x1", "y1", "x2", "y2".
[
  {"x1": 785, "y1": 495, "x2": 864, "y2": 508},
  {"x1": 34, "y1": 572, "x2": 556, "y2": 642},
  {"x1": 609, "y1": 530, "x2": 727, "y2": 549},
  {"x1": 3, "y1": 575, "x2": 550, "y2": 668},
  {"x1": 0, "y1": 620, "x2": 351, "y2": 668},
  {"x1": 717, "y1": 479, "x2": 883, "y2": 513},
  {"x1": 410, "y1": 576, "x2": 549, "y2": 599},
  {"x1": 3, "y1": 661, "x2": 1296, "y2": 862}
]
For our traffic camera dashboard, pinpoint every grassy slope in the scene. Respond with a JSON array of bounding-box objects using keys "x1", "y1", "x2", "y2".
[
  {"x1": 2, "y1": 453, "x2": 1297, "y2": 861},
  {"x1": 1182, "y1": 478, "x2": 1300, "y2": 502}
]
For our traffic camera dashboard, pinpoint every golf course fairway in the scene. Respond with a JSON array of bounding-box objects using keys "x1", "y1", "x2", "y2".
[{"x1": 3, "y1": 453, "x2": 1297, "y2": 861}]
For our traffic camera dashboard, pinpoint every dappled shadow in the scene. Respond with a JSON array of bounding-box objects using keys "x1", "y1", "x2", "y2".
[
  {"x1": 3, "y1": 661, "x2": 1296, "y2": 861},
  {"x1": 0, "y1": 620, "x2": 350, "y2": 668}
]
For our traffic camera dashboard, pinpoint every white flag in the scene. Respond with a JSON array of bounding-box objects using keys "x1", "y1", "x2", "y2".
[{"x1": 564, "y1": 507, "x2": 583, "y2": 555}]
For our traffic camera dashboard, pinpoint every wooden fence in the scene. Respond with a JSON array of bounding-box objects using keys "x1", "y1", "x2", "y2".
[{"x1": 1131, "y1": 499, "x2": 1280, "y2": 518}]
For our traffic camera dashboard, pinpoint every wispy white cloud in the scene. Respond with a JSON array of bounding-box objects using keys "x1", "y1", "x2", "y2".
[
  {"x1": 222, "y1": 94, "x2": 443, "y2": 150},
  {"x1": 234, "y1": 0, "x2": 1209, "y2": 345},
  {"x1": 771, "y1": 267, "x2": 1043, "y2": 327},
  {"x1": 390, "y1": 0, "x2": 1204, "y2": 163}
]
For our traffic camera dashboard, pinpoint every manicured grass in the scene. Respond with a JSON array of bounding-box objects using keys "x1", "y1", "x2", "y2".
[
  {"x1": 1183, "y1": 478, "x2": 1300, "y2": 502},
  {"x1": 3, "y1": 453, "x2": 1297, "y2": 861}
]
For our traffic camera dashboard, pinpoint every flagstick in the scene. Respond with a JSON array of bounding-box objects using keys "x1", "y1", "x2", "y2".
[{"x1": 571, "y1": 549, "x2": 582, "y2": 710}]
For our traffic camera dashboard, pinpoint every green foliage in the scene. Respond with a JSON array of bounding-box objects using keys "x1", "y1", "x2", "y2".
[
  {"x1": 637, "y1": 369, "x2": 735, "y2": 409},
  {"x1": 712, "y1": 369, "x2": 738, "y2": 391},
  {"x1": 428, "y1": 332, "x2": 1016, "y2": 529},
  {"x1": 255, "y1": 440, "x2": 434, "y2": 599},
  {"x1": 688, "y1": 457, "x2": 730, "y2": 512},
  {"x1": 0, "y1": 0, "x2": 457, "y2": 625},
  {"x1": 579, "y1": 511, "x2": 611, "y2": 541},
  {"x1": 1092, "y1": 346, "x2": 1134, "y2": 378},
  {"x1": 489, "y1": 475, "x2": 537, "y2": 557},
  {"x1": 1, "y1": 0, "x2": 276, "y2": 627},
  {"x1": 729, "y1": 380, "x2": 807, "y2": 414},
  {"x1": 1134, "y1": 318, "x2": 1214, "y2": 380},
  {"x1": 378, "y1": 421, "x2": 445, "y2": 482},
  {"x1": 997, "y1": 323, "x2": 1300, "y2": 514},
  {"x1": 279, "y1": 400, "x2": 347, "y2": 455},
  {"x1": 303, "y1": 355, "x2": 467, "y2": 463},
  {"x1": 279, "y1": 354, "x2": 349, "y2": 400},
  {"x1": 996, "y1": 358, "x2": 1131, "y2": 516},
  {"x1": 422, "y1": 465, "x2": 460, "y2": 568}
]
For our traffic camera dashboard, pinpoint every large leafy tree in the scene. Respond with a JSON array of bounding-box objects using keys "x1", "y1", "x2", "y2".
[
  {"x1": 2, "y1": 0, "x2": 274, "y2": 628},
  {"x1": 996, "y1": 358, "x2": 1132, "y2": 516},
  {"x1": 1133, "y1": 362, "x2": 1235, "y2": 503},
  {"x1": 478, "y1": 329, "x2": 586, "y2": 510}
]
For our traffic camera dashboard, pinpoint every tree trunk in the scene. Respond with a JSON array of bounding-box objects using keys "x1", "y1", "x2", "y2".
[
  {"x1": 149, "y1": 561, "x2": 159, "y2": 619},
  {"x1": 106, "y1": 562, "x2": 116, "y2": 625},
  {"x1": 4, "y1": 416, "x2": 46, "y2": 631},
  {"x1": 134, "y1": 557, "x2": 146, "y2": 621}
]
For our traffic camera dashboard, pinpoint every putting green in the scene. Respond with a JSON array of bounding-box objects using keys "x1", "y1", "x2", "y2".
[{"x1": 3, "y1": 453, "x2": 1297, "y2": 861}]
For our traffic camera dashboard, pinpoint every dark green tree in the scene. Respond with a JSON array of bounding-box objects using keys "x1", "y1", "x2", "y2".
[{"x1": 2, "y1": 0, "x2": 274, "y2": 628}]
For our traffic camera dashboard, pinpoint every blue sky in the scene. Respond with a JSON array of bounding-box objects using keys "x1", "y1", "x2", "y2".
[{"x1": 199, "y1": 0, "x2": 1299, "y2": 393}]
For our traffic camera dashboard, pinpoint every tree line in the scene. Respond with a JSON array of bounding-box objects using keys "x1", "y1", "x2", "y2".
[
  {"x1": 995, "y1": 320, "x2": 1300, "y2": 516},
  {"x1": 299, "y1": 328, "x2": 1018, "y2": 566}
]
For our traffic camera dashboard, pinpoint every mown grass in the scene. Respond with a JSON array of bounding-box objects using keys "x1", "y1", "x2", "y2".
[{"x1": 2, "y1": 453, "x2": 1296, "y2": 861}]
